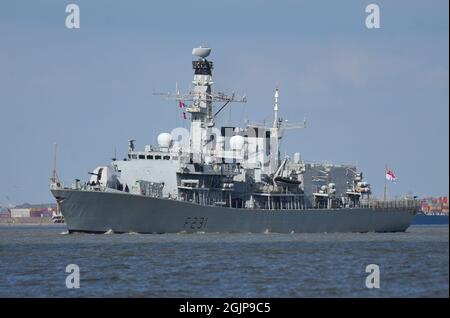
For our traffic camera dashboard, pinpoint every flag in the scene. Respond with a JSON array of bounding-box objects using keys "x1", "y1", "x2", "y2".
[
  {"x1": 386, "y1": 169, "x2": 397, "y2": 182},
  {"x1": 179, "y1": 101, "x2": 187, "y2": 108},
  {"x1": 182, "y1": 112, "x2": 186, "y2": 120}
]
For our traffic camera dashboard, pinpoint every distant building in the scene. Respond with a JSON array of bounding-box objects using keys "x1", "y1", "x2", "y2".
[
  {"x1": 15, "y1": 203, "x2": 57, "y2": 209},
  {"x1": 0, "y1": 207, "x2": 11, "y2": 218},
  {"x1": 10, "y1": 208, "x2": 30, "y2": 218},
  {"x1": 5, "y1": 203, "x2": 56, "y2": 218}
]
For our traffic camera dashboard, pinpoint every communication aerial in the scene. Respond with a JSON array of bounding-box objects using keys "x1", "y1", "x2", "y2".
[{"x1": 154, "y1": 46, "x2": 246, "y2": 104}]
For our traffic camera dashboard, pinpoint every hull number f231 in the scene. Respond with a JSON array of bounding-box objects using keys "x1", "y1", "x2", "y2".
[{"x1": 183, "y1": 217, "x2": 208, "y2": 230}]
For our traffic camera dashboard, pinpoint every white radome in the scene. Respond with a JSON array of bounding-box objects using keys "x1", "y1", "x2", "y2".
[
  {"x1": 157, "y1": 133, "x2": 173, "y2": 148},
  {"x1": 192, "y1": 47, "x2": 211, "y2": 58},
  {"x1": 230, "y1": 135, "x2": 245, "y2": 150}
]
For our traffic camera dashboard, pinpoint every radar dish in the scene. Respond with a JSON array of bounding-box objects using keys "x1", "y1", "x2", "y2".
[{"x1": 192, "y1": 47, "x2": 211, "y2": 58}]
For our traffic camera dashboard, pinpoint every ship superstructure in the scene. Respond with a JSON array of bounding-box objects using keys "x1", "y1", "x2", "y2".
[{"x1": 51, "y1": 46, "x2": 419, "y2": 234}]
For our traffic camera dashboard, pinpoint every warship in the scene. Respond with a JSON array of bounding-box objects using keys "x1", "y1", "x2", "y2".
[{"x1": 51, "y1": 46, "x2": 419, "y2": 234}]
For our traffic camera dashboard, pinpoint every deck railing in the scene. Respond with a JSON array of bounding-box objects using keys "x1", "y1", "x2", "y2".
[
  {"x1": 58, "y1": 181, "x2": 422, "y2": 211},
  {"x1": 360, "y1": 199, "x2": 421, "y2": 210}
]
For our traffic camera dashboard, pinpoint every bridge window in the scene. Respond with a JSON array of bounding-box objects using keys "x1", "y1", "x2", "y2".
[
  {"x1": 131, "y1": 154, "x2": 137, "y2": 159},
  {"x1": 139, "y1": 155, "x2": 145, "y2": 159},
  {"x1": 147, "y1": 155, "x2": 153, "y2": 160},
  {"x1": 155, "y1": 155, "x2": 161, "y2": 160}
]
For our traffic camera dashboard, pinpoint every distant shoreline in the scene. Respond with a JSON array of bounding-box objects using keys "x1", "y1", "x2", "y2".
[{"x1": 0, "y1": 217, "x2": 63, "y2": 225}]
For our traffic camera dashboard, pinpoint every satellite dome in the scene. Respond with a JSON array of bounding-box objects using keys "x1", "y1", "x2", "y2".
[
  {"x1": 157, "y1": 133, "x2": 173, "y2": 148},
  {"x1": 230, "y1": 135, "x2": 245, "y2": 150},
  {"x1": 192, "y1": 46, "x2": 211, "y2": 58}
]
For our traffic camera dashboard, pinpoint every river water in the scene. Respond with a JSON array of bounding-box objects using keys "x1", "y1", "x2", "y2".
[{"x1": 0, "y1": 225, "x2": 448, "y2": 297}]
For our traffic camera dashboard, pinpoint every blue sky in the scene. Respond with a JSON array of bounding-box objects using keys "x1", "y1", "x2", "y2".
[{"x1": 0, "y1": 0, "x2": 448, "y2": 204}]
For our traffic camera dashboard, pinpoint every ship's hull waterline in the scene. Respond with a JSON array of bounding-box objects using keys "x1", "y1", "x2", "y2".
[{"x1": 52, "y1": 189, "x2": 417, "y2": 234}]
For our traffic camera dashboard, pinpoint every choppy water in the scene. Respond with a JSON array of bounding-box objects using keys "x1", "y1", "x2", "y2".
[{"x1": 0, "y1": 225, "x2": 448, "y2": 297}]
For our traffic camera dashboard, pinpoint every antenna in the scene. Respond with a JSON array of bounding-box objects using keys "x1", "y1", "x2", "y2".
[
  {"x1": 247, "y1": 85, "x2": 306, "y2": 131},
  {"x1": 175, "y1": 81, "x2": 179, "y2": 127},
  {"x1": 153, "y1": 45, "x2": 247, "y2": 128},
  {"x1": 273, "y1": 87, "x2": 279, "y2": 128},
  {"x1": 51, "y1": 143, "x2": 59, "y2": 183}
]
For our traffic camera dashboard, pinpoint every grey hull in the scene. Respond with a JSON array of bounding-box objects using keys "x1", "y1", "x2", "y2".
[{"x1": 52, "y1": 189, "x2": 417, "y2": 234}]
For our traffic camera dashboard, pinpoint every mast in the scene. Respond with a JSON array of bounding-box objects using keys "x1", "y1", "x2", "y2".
[
  {"x1": 383, "y1": 163, "x2": 387, "y2": 201},
  {"x1": 247, "y1": 86, "x2": 306, "y2": 175},
  {"x1": 269, "y1": 87, "x2": 282, "y2": 174},
  {"x1": 51, "y1": 143, "x2": 58, "y2": 184},
  {"x1": 50, "y1": 143, "x2": 61, "y2": 216},
  {"x1": 189, "y1": 46, "x2": 214, "y2": 162},
  {"x1": 153, "y1": 46, "x2": 247, "y2": 163},
  {"x1": 273, "y1": 87, "x2": 280, "y2": 128}
]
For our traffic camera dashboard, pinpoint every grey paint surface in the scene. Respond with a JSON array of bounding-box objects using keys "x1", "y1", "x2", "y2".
[{"x1": 52, "y1": 189, "x2": 417, "y2": 234}]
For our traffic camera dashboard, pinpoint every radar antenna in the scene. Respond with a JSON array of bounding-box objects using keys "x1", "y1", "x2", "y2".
[
  {"x1": 153, "y1": 45, "x2": 247, "y2": 126},
  {"x1": 246, "y1": 87, "x2": 306, "y2": 131}
]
